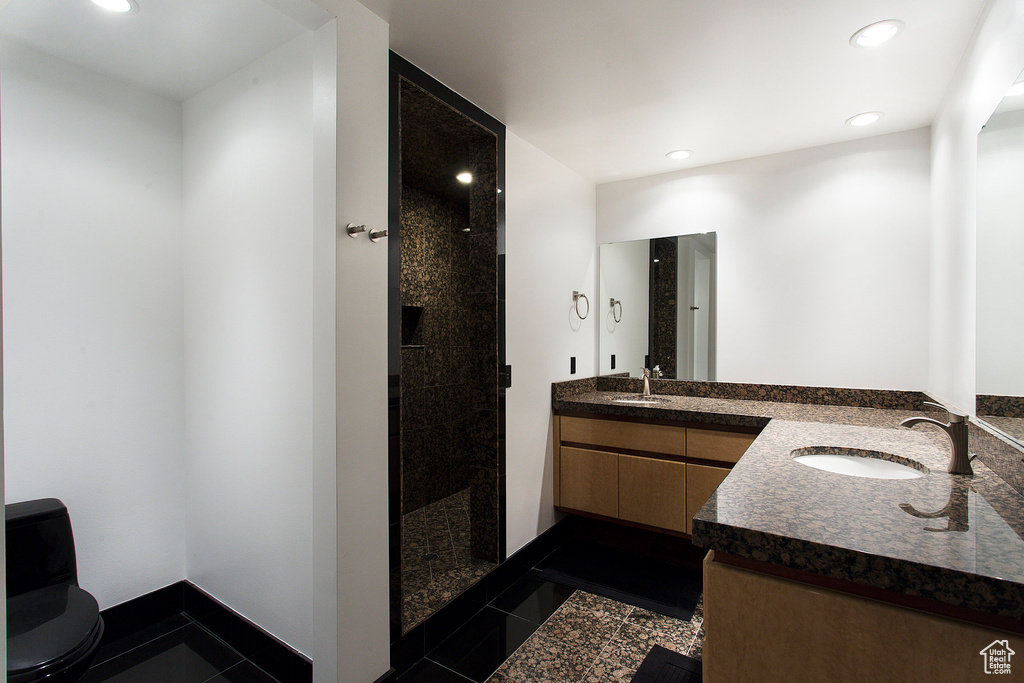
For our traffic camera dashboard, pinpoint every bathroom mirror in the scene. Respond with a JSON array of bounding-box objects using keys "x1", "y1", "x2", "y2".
[
  {"x1": 599, "y1": 233, "x2": 716, "y2": 380},
  {"x1": 976, "y1": 67, "x2": 1024, "y2": 446}
]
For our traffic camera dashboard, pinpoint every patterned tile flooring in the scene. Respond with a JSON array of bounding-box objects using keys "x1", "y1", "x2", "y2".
[
  {"x1": 403, "y1": 489, "x2": 497, "y2": 632},
  {"x1": 487, "y1": 590, "x2": 704, "y2": 683}
]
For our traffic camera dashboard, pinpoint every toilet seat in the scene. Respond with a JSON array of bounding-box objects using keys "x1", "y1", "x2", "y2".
[{"x1": 8, "y1": 584, "x2": 104, "y2": 683}]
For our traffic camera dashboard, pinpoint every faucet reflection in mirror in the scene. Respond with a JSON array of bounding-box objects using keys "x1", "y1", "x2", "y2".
[
  {"x1": 599, "y1": 232, "x2": 716, "y2": 380},
  {"x1": 976, "y1": 67, "x2": 1024, "y2": 447}
]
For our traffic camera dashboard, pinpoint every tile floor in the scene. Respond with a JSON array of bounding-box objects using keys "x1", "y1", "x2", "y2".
[
  {"x1": 403, "y1": 488, "x2": 497, "y2": 631},
  {"x1": 79, "y1": 613, "x2": 279, "y2": 683},
  {"x1": 396, "y1": 569, "x2": 704, "y2": 683}
]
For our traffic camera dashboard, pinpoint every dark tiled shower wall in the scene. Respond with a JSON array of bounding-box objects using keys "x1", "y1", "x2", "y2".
[
  {"x1": 400, "y1": 172, "x2": 499, "y2": 562},
  {"x1": 650, "y1": 237, "x2": 678, "y2": 379},
  {"x1": 467, "y1": 139, "x2": 500, "y2": 563}
]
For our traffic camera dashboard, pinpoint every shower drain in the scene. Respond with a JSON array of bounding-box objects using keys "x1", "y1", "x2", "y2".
[{"x1": 421, "y1": 552, "x2": 439, "y2": 561}]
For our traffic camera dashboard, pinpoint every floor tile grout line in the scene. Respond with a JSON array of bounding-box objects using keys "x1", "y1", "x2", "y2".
[
  {"x1": 592, "y1": 606, "x2": 633, "y2": 673},
  {"x1": 199, "y1": 661, "x2": 244, "y2": 683},
  {"x1": 88, "y1": 618, "x2": 192, "y2": 670},
  {"x1": 581, "y1": 607, "x2": 632, "y2": 683},
  {"x1": 685, "y1": 616, "x2": 703, "y2": 657},
  {"x1": 419, "y1": 656, "x2": 478, "y2": 682},
  {"x1": 480, "y1": 591, "x2": 576, "y2": 680}
]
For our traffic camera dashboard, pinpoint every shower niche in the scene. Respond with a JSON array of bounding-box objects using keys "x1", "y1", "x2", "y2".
[{"x1": 388, "y1": 54, "x2": 506, "y2": 637}]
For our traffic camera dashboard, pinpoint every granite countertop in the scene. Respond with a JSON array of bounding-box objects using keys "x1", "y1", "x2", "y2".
[{"x1": 554, "y1": 389, "x2": 1024, "y2": 621}]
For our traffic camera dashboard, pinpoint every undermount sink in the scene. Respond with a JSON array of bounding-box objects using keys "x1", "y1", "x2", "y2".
[
  {"x1": 610, "y1": 394, "x2": 667, "y2": 405},
  {"x1": 791, "y1": 446, "x2": 928, "y2": 480}
]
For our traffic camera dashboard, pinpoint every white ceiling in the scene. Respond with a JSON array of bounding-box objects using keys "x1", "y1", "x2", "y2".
[
  {"x1": 0, "y1": 0, "x2": 331, "y2": 102},
  {"x1": 359, "y1": 0, "x2": 988, "y2": 183}
]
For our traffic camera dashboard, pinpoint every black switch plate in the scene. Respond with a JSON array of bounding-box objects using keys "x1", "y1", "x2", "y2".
[
  {"x1": 499, "y1": 364, "x2": 512, "y2": 388},
  {"x1": 611, "y1": 354, "x2": 616, "y2": 370},
  {"x1": 570, "y1": 356, "x2": 576, "y2": 374}
]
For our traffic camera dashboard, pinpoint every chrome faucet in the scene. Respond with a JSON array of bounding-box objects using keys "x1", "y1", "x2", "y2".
[
  {"x1": 900, "y1": 401, "x2": 973, "y2": 475},
  {"x1": 641, "y1": 368, "x2": 652, "y2": 397}
]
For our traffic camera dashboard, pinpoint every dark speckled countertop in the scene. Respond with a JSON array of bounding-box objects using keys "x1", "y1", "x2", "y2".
[{"x1": 554, "y1": 388, "x2": 1024, "y2": 621}]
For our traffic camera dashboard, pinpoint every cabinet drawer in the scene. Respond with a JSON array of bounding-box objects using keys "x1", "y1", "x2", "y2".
[
  {"x1": 560, "y1": 416, "x2": 686, "y2": 456},
  {"x1": 618, "y1": 455, "x2": 687, "y2": 533},
  {"x1": 559, "y1": 447, "x2": 618, "y2": 518},
  {"x1": 686, "y1": 428, "x2": 756, "y2": 464},
  {"x1": 685, "y1": 463, "x2": 731, "y2": 534}
]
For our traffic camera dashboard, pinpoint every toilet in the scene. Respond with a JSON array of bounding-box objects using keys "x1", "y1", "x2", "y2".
[{"x1": 7, "y1": 498, "x2": 104, "y2": 683}]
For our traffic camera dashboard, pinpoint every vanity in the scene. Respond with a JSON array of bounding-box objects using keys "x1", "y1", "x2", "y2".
[
  {"x1": 553, "y1": 377, "x2": 1024, "y2": 682},
  {"x1": 553, "y1": 413, "x2": 756, "y2": 535}
]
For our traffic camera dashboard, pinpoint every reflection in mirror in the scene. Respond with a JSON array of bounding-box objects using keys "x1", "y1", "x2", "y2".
[
  {"x1": 977, "y1": 68, "x2": 1024, "y2": 446},
  {"x1": 599, "y1": 233, "x2": 716, "y2": 380}
]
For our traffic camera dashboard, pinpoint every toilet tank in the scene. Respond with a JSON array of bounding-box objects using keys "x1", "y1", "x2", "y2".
[{"x1": 6, "y1": 498, "x2": 79, "y2": 597}]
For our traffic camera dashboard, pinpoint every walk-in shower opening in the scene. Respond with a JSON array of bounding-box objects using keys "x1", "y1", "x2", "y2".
[{"x1": 391, "y1": 71, "x2": 503, "y2": 634}]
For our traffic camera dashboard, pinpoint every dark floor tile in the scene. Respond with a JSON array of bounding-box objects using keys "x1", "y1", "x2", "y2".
[
  {"x1": 537, "y1": 539, "x2": 701, "y2": 620},
  {"x1": 91, "y1": 613, "x2": 192, "y2": 668},
  {"x1": 205, "y1": 660, "x2": 280, "y2": 682},
  {"x1": 490, "y1": 570, "x2": 573, "y2": 625},
  {"x1": 427, "y1": 607, "x2": 538, "y2": 682},
  {"x1": 79, "y1": 623, "x2": 242, "y2": 683},
  {"x1": 397, "y1": 659, "x2": 474, "y2": 682}
]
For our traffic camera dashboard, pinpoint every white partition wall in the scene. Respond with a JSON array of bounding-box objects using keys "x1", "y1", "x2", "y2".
[{"x1": 1, "y1": 40, "x2": 187, "y2": 609}]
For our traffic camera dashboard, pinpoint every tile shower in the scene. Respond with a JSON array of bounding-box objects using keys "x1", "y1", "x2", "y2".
[{"x1": 391, "y1": 70, "x2": 504, "y2": 634}]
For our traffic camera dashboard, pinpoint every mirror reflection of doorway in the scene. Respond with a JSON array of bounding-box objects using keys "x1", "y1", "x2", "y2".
[{"x1": 691, "y1": 248, "x2": 711, "y2": 381}]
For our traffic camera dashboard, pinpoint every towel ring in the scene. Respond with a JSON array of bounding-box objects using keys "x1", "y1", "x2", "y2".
[
  {"x1": 572, "y1": 291, "x2": 590, "y2": 320},
  {"x1": 610, "y1": 298, "x2": 622, "y2": 323}
]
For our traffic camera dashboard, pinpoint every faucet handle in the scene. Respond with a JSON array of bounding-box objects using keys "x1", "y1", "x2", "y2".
[{"x1": 922, "y1": 400, "x2": 966, "y2": 423}]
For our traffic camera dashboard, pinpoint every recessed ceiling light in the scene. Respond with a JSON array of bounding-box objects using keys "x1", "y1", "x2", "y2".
[
  {"x1": 846, "y1": 111, "x2": 884, "y2": 127},
  {"x1": 456, "y1": 172, "x2": 473, "y2": 184},
  {"x1": 850, "y1": 20, "x2": 905, "y2": 48},
  {"x1": 92, "y1": 0, "x2": 137, "y2": 13},
  {"x1": 666, "y1": 149, "x2": 692, "y2": 160},
  {"x1": 1007, "y1": 81, "x2": 1024, "y2": 97}
]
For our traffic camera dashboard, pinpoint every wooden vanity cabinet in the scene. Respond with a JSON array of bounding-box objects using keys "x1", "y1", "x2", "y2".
[
  {"x1": 554, "y1": 414, "x2": 756, "y2": 535},
  {"x1": 559, "y1": 447, "x2": 618, "y2": 518},
  {"x1": 619, "y1": 455, "x2": 688, "y2": 533},
  {"x1": 684, "y1": 464, "x2": 731, "y2": 535}
]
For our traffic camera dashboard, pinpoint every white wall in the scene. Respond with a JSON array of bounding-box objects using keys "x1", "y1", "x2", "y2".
[
  {"x1": 1, "y1": 41, "x2": 187, "y2": 608},
  {"x1": 505, "y1": 132, "x2": 597, "y2": 556},
  {"x1": 597, "y1": 128, "x2": 932, "y2": 391},
  {"x1": 929, "y1": 0, "x2": 1024, "y2": 413},
  {"x1": 326, "y1": 0, "x2": 391, "y2": 678},
  {"x1": 182, "y1": 32, "x2": 316, "y2": 656},
  {"x1": 977, "y1": 108, "x2": 1024, "y2": 396},
  {"x1": 598, "y1": 240, "x2": 648, "y2": 376},
  {"x1": 309, "y1": 18, "x2": 341, "y2": 683}
]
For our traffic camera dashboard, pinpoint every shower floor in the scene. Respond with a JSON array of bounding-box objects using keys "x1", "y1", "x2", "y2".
[{"x1": 402, "y1": 488, "x2": 496, "y2": 632}]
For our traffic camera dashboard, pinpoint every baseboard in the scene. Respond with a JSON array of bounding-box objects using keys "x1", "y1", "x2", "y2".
[{"x1": 97, "y1": 580, "x2": 312, "y2": 683}]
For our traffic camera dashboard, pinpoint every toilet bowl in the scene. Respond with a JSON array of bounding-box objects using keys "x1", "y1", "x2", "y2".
[{"x1": 7, "y1": 499, "x2": 104, "y2": 683}]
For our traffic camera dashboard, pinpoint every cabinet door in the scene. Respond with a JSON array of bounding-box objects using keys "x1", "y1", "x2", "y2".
[
  {"x1": 560, "y1": 447, "x2": 619, "y2": 518},
  {"x1": 618, "y1": 455, "x2": 687, "y2": 533},
  {"x1": 560, "y1": 416, "x2": 686, "y2": 456},
  {"x1": 687, "y1": 428, "x2": 756, "y2": 464},
  {"x1": 685, "y1": 463, "x2": 731, "y2": 534}
]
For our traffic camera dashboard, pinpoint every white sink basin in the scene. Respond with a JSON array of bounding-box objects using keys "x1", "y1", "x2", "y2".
[
  {"x1": 791, "y1": 446, "x2": 928, "y2": 480},
  {"x1": 610, "y1": 395, "x2": 667, "y2": 405}
]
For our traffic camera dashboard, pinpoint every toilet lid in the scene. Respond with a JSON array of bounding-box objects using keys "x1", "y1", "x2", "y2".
[{"x1": 7, "y1": 584, "x2": 102, "y2": 674}]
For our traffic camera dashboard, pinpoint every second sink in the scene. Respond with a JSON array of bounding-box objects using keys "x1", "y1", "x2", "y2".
[{"x1": 791, "y1": 446, "x2": 928, "y2": 480}]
